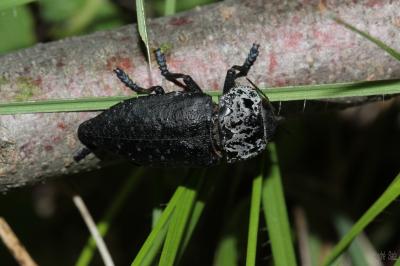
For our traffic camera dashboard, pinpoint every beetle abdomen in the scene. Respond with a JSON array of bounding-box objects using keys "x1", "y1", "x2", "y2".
[{"x1": 78, "y1": 92, "x2": 220, "y2": 166}]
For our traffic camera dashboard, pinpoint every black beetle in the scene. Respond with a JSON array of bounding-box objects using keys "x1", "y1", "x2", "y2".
[{"x1": 74, "y1": 44, "x2": 277, "y2": 166}]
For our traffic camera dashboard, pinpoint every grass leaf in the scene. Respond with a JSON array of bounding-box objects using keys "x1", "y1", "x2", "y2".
[
  {"x1": 0, "y1": 96, "x2": 127, "y2": 114},
  {"x1": 0, "y1": 0, "x2": 36, "y2": 11},
  {"x1": 178, "y1": 198, "x2": 204, "y2": 252},
  {"x1": 75, "y1": 168, "x2": 144, "y2": 266},
  {"x1": 214, "y1": 236, "x2": 239, "y2": 266},
  {"x1": 333, "y1": 215, "x2": 373, "y2": 266},
  {"x1": 262, "y1": 143, "x2": 297, "y2": 266},
  {"x1": 264, "y1": 79, "x2": 400, "y2": 101},
  {"x1": 159, "y1": 173, "x2": 203, "y2": 266},
  {"x1": 1, "y1": 79, "x2": 399, "y2": 115},
  {"x1": 177, "y1": 170, "x2": 212, "y2": 261},
  {"x1": 214, "y1": 198, "x2": 250, "y2": 266},
  {"x1": 246, "y1": 172, "x2": 263, "y2": 266},
  {"x1": 136, "y1": 0, "x2": 151, "y2": 64},
  {"x1": 333, "y1": 16, "x2": 400, "y2": 62},
  {"x1": 51, "y1": 0, "x2": 103, "y2": 38},
  {"x1": 164, "y1": 0, "x2": 176, "y2": 16},
  {"x1": 323, "y1": 172, "x2": 400, "y2": 265},
  {"x1": 0, "y1": 5, "x2": 36, "y2": 54},
  {"x1": 131, "y1": 186, "x2": 184, "y2": 266}
]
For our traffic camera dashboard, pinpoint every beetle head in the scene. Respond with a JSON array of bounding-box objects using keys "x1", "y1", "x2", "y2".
[{"x1": 218, "y1": 85, "x2": 276, "y2": 163}]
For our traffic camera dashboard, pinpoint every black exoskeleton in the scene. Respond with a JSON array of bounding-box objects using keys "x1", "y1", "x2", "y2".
[{"x1": 75, "y1": 44, "x2": 277, "y2": 166}]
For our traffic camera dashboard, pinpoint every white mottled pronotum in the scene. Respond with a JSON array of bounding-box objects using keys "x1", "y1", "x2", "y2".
[{"x1": 218, "y1": 85, "x2": 266, "y2": 163}]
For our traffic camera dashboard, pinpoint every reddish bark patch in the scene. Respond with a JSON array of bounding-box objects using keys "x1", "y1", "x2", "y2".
[
  {"x1": 285, "y1": 32, "x2": 303, "y2": 49},
  {"x1": 313, "y1": 29, "x2": 334, "y2": 45},
  {"x1": 169, "y1": 17, "x2": 193, "y2": 26},
  {"x1": 165, "y1": 58, "x2": 184, "y2": 71},
  {"x1": 291, "y1": 15, "x2": 301, "y2": 25},
  {"x1": 366, "y1": 0, "x2": 383, "y2": 8},
  {"x1": 268, "y1": 52, "x2": 278, "y2": 75},
  {"x1": 44, "y1": 145, "x2": 54, "y2": 152},
  {"x1": 273, "y1": 78, "x2": 287, "y2": 87},
  {"x1": 32, "y1": 77, "x2": 42, "y2": 87},
  {"x1": 103, "y1": 84, "x2": 113, "y2": 94},
  {"x1": 52, "y1": 136, "x2": 62, "y2": 143},
  {"x1": 119, "y1": 58, "x2": 133, "y2": 70},
  {"x1": 106, "y1": 56, "x2": 134, "y2": 71},
  {"x1": 57, "y1": 122, "x2": 66, "y2": 130},
  {"x1": 56, "y1": 58, "x2": 65, "y2": 68},
  {"x1": 212, "y1": 81, "x2": 220, "y2": 90}
]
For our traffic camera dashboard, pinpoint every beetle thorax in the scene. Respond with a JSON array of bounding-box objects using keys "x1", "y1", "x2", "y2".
[{"x1": 218, "y1": 85, "x2": 266, "y2": 163}]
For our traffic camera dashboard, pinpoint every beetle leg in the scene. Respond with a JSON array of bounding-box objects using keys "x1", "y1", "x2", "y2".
[
  {"x1": 223, "y1": 69, "x2": 236, "y2": 94},
  {"x1": 223, "y1": 43, "x2": 260, "y2": 94},
  {"x1": 114, "y1": 68, "x2": 165, "y2": 95},
  {"x1": 155, "y1": 49, "x2": 202, "y2": 93},
  {"x1": 73, "y1": 147, "x2": 92, "y2": 162}
]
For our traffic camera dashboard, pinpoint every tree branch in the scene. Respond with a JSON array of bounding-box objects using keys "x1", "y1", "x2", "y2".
[{"x1": 0, "y1": 0, "x2": 399, "y2": 188}]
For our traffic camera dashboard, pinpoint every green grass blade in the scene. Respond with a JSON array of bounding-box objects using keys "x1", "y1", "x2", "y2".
[
  {"x1": 262, "y1": 143, "x2": 297, "y2": 266},
  {"x1": 0, "y1": 0, "x2": 36, "y2": 10},
  {"x1": 131, "y1": 186, "x2": 184, "y2": 266},
  {"x1": 395, "y1": 257, "x2": 400, "y2": 266},
  {"x1": 214, "y1": 236, "x2": 239, "y2": 266},
  {"x1": 136, "y1": 0, "x2": 151, "y2": 64},
  {"x1": 75, "y1": 168, "x2": 144, "y2": 266},
  {"x1": 323, "y1": 172, "x2": 400, "y2": 265},
  {"x1": 177, "y1": 171, "x2": 212, "y2": 261},
  {"x1": 52, "y1": 0, "x2": 103, "y2": 38},
  {"x1": 164, "y1": 0, "x2": 176, "y2": 16},
  {"x1": 0, "y1": 96, "x2": 128, "y2": 114},
  {"x1": 262, "y1": 79, "x2": 400, "y2": 102},
  {"x1": 333, "y1": 17, "x2": 400, "y2": 62},
  {"x1": 1, "y1": 79, "x2": 399, "y2": 115},
  {"x1": 159, "y1": 174, "x2": 203, "y2": 266},
  {"x1": 158, "y1": 189, "x2": 195, "y2": 265},
  {"x1": 179, "y1": 198, "x2": 204, "y2": 249},
  {"x1": 0, "y1": 4, "x2": 36, "y2": 55},
  {"x1": 138, "y1": 226, "x2": 169, "y2": 266},
  {"x1": 333, "y1": 215, "x2": 370, "y2": 266},
  {"x1": 214, "y1": 198, "x2": 250, "y2": 266},
  {"x1": 246, "y1": 172, "x2": 263, "y2": 266},
  {"x1": 152, "y1": 208, "x2": 163, "y2": 229}
]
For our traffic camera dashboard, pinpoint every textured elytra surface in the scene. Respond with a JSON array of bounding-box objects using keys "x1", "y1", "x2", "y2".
[
  {"x1": 78, "y1": 92, "x2": 220, "y2": 166},
  {"x1": 218, "y1": 85, "x2": 267, "y2": 163}
]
